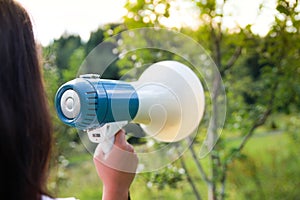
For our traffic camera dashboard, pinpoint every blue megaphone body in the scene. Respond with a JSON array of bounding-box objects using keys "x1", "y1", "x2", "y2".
[{"x1": 55, "y1": 75, "x2": 139, "y2": 130}]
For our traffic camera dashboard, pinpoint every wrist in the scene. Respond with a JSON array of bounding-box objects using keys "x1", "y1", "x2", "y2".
[{"x1": 102, "y1": 185, "x2": 129, "y2": 200}]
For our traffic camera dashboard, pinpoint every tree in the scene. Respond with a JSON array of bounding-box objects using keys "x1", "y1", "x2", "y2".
[
  {"x1": 121, "y1": 0, "x2": 300, "y2": 199},
  {"x1": 41, "y1": 0, "x2": 300, "y2": 198},
  {"x1": 192, "y1": 0, "x2": 300, "y2": 199},
  {"x1": 123, "y1": 0, "x2": 172, "y2": 28},
  {"x1": 54, "y1": 34, "x2": 82, "y2": 80}
]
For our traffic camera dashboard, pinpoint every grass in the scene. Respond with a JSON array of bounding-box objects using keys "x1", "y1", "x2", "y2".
[{"x1": 227, "y1": 131, "x2": 300, "y2": 199}]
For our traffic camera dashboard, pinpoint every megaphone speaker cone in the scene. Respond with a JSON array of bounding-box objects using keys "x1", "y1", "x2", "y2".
[{"x1": 132, "y1": 61, "x2": 205, "y2": 142}]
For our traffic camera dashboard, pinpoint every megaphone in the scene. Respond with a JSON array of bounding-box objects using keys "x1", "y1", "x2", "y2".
[{"x1": 55, "y1": 61, "x2": 205, "y2": 154}]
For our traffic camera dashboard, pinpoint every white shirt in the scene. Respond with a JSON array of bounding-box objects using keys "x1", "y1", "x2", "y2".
[{"x1": 42, "y1": 195, "x2": 77, "y2": 200}]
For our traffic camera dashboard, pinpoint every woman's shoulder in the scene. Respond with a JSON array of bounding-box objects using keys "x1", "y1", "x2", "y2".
[{"x1": 42, "y1": 195, "x2": 77, "y2": 200}]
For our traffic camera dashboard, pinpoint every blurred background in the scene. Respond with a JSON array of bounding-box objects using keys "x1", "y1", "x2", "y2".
[{"x1": 17, "y1": 0, "x2": 300, "y2": 199}]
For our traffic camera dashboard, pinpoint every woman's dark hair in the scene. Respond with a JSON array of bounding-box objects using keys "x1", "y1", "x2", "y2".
[{"x1": 0, "y1": 0, "x2": 52, "y2": 199}]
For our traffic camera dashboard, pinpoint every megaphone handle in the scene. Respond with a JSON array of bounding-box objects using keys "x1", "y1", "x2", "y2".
[
  {"x1": 101, "y1": 136, "x2": 115, "y2": 155},
  {"x1": 88, "y1": 121, "x2": 128, "y2": 155}
]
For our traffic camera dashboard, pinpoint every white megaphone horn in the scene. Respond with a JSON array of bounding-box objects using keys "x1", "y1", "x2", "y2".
[{"x1": 55, "y1": 61, "x2": 205, "y2": 154}]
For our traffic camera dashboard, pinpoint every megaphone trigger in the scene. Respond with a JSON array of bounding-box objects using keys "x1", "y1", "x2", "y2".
[{"x1": 87, "y1": 121, "x2": 128, "y2": 154}]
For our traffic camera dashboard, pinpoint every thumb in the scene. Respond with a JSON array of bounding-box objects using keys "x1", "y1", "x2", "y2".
[{"x1": 114, "y1": 129, "x2": 127, "y2": 146}]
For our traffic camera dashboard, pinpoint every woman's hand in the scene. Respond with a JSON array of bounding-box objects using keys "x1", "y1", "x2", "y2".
[{"x1": 93, "y1": 129, "x2": 138, "y2": 200}]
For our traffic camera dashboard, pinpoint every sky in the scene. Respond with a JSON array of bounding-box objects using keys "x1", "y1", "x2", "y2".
[{"x1": 16, "y1": 0, "x2": 277, "y2": 46}]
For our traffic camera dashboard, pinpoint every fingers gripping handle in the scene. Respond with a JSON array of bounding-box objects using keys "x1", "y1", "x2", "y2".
[{"x1": 88, "y1": 121, "x2": 128, "y2": 154}]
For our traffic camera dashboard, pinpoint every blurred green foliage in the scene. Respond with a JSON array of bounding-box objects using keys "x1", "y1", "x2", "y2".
[{"x1": 42, "y1": 0, "x2": 300, "y2": 199}]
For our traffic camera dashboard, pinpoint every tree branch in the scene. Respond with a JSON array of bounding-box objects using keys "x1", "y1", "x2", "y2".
[
  {"x1": 178, "y1": 153, "x2": 203, "y2": 200},
  {"x1": 187, "y1": 137, "x2": 211, "y2": 186},
  {"x1": 220, "y1": 164, "x2": 227, "y2": 200},
  {"x1": 220, "y1": 79, "x2": 279, "y2": 199},
  {"x1": 222, "y1": 46, "x2": 242, "y2": 74},
  {"x1": 236, "y1": 77, "x2": 279, "y2": 154}
]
